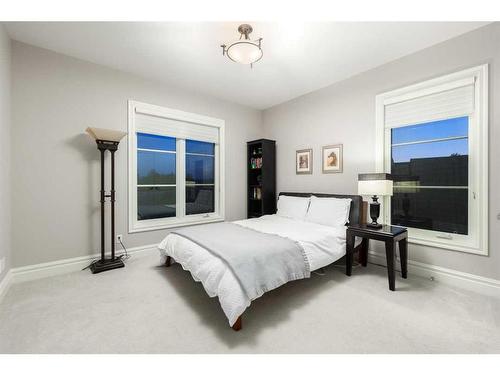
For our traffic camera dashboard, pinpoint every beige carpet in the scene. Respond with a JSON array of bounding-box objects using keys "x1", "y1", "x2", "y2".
[{"x1": 1, "y1": 251, "x2": 499, "y2": 353}]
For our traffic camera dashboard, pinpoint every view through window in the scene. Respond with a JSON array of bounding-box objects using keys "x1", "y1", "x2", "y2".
[
  {"x1": 390, "y1": 117, "x2": 469, "y2": 235},
  {"x1": 136, "y1": 134, "x2": 216, "y2": 221},
  {"x1": 185, "y1": 140, "x2": 215, "y2": 215},
  {"x1": 137, "y1": 132, "x2": 177, "y2": 220}
]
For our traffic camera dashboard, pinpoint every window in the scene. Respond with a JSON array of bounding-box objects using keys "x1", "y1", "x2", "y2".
[
  {"x1": 137, "y1": 133, "x2": 177, "y2": 220},
  {"x1": 391, "y1": 117, "x2": 469, "y2": 235},
  {"x1": 376, "y1": 65, "x2": 488, "y2": 255},
  {"x1": 185, "y1": 140, "x2": 215, "y2": 215},
  {"x1": 129, "y1": 101, "x2": 224, "y2": 232}
]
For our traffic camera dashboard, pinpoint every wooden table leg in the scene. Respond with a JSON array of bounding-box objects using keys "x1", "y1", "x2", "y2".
[
  {"x1": 232, "y1": 316, "x2": 242, "y2": 331},
  {"x1": 359, "y1": 238, "x2": 369, "y2": 267},
  {"x1": 399, "y1": 238, "x2": 408, "y2": 279},
  {"x1": 385, "y1": 240, "x2": 395, "y2": 291},
  {"x1": 346, "y1": 232, "x2": 355, "y2": 276}
]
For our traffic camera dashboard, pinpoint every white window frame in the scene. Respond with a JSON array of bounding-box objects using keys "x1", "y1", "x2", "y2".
[
  {"x1": 128, "y1": 100, "x2": 225, "y2": 233},
  {"x1": 375, "y1": 65, "x2": 488, "y2": 255}
]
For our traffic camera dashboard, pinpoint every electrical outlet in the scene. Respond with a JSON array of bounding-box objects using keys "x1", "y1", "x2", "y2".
[
  {"x1": 116, "y1": 234, "x2": 123, "y2": 243},
  {"x1": 0, "y1": 257, "x2": 5, "y2": 274}
]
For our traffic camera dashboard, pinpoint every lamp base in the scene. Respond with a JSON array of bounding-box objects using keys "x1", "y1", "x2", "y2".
[
  {"x1": 368, "y1": 196, "x2": 383, "y2": 230},
  {"x1": 89, "y1": 258, "x2": 125, "y2": 274}
]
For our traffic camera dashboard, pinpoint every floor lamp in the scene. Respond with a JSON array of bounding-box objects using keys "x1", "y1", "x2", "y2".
[{"x1": 86, "y1": 127, "x2": 128, "y2": 273}]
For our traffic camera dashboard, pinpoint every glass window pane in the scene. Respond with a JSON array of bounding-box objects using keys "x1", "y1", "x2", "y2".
[
  {"x1": 137, "y1": 132, "x2": 176, "y2": 151},
  {"x1": 186, "y1": 154, "x2": 214, "y2": 184},
  {"x1": 138, "y1": 186, "x2": 176, "y2": 220},
  {"x1": 391, "y1": 188, "x2": 468, "y2": 235},
  {"x1": 392, "y1": 138, "x2": 468, "y2": 162},
  {"x1": 391, "y1": 139, "x2": 468, "y2": 186},
  {"x1": 186, "y1": 140, "x2": 215, "y2": 155},
  {"x1": 186, "y1": 186, "x2": 214, "y2": 215},
  {"x1": 138, "y1": 151, "x2": 176, "y2": 185},
  {"x1": 392, "y1": 117, "x2": 468, "y2": 144}
]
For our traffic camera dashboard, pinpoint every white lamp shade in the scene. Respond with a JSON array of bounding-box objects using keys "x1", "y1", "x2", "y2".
[
  {"x1": 226, "y1": 41, "x2": 263, "y2": 65},
  {"x1": 358, "y1": 179, "x2": 393, "y2": 196},
  {"x1": 86, "y1": 127, "x2": 127, "y2": 142}
]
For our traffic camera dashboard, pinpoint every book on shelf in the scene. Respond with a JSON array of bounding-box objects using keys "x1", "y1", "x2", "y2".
[{"x1": 250, "y1": 157, "x2": 263, "y2": 169}]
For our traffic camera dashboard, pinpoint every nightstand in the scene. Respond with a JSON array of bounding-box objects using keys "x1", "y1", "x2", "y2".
[{"x1": 346, "y1": 224, "x2": 408, "y2": 291}]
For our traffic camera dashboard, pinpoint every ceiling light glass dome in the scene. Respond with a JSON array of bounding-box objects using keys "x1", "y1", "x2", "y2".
[{"x1": 221, "y1": 24, "x2": 263, "y2": 67}]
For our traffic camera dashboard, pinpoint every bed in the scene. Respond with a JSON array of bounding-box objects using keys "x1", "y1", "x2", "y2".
[{"x1": 158, "y1": 192, "x2": 365, "y2": 331}]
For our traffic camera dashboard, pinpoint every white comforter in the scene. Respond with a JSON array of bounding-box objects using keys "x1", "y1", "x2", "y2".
[{"x1": 158, "y1": 215, "x2": 359, "y2": 326}]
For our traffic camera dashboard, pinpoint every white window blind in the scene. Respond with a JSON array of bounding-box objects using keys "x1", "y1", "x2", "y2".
[
  {"x1": 384, "y1": 78, "x2": 475, "y2": 128},
  {"x1": 135, "y1": 112, "x2": 219, "y2": 144}
]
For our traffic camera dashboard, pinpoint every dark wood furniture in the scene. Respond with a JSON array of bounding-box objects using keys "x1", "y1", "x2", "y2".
[
  {"x1": 247, "y1": 139, "x2": 276, "y2": 218},
  {"x1": 166, "y1": 192, "x2": 365, "y2": 331},
  {"x1": 346, "y1": 224, "x2": 408, "y2": 291}
]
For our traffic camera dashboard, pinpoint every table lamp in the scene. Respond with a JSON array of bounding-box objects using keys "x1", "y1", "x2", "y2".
[
  {"x1": 358, "y1": 173, "x2": 393, "y2": 229},
  {"x1": 86, "y1": 127, "x2": 127, "y2": 273}
]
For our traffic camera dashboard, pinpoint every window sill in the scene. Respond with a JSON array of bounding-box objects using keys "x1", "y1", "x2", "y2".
[{"x1": 129, "y1": 215, "x2": 224, "y2": 233}]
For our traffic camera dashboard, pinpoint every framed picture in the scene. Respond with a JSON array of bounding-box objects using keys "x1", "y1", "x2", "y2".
[
  {"x1": 322, "y1": 144, "x2": 343, "y2": 173},
  {"x1": 296, "y1": 149, "x2": 313, "y2": 174}
]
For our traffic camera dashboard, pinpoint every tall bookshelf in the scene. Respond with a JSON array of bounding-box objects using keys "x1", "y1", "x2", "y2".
[{"x1": 247, "y1": 139, "x2": 276, "y2": 218}]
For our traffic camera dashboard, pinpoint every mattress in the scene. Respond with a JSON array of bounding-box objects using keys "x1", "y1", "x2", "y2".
[{"x1": 158, "y1": 214, "x2": 362, "y2": 326}]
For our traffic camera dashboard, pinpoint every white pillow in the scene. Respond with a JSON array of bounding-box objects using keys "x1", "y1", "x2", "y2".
[
  {"x1": 276, "y1": 195, "x2": 310, "y2": 221},
  {"x1": 304, "y1": 195, "x2": 352, "y2": 227}
]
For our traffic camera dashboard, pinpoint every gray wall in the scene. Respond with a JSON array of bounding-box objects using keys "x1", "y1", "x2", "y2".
[
  {"x1": 263, "y1": 23, "x2": 500, "y2": 279},
  {"x1": 11, "y1": 41, "x2": 263, "y2": 267},
  {"x1": 9, "y1": 24, "x2": 500, "y2": 281},
  {"x1": 0, "y1": 25, "x2": 11, "y2": 282}
]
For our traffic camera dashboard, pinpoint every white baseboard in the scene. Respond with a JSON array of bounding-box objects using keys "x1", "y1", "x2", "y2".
[
  {"x1": 10, "y1": 244, "x2": 159, "y2": 284},
  {"x1": 2, "y1": 244, "x2": 500, "y2": 303},
  {"x1": 0, "y1": 270, "x2": 13, "y2": 303},
  {"x1": 368, "y1": 250, "x2": 500, "y2": 297}
]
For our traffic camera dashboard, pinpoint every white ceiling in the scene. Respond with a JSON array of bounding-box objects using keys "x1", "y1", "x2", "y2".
[{"x1": 5, "y1": 22, "x2": 488, "y2": 109}]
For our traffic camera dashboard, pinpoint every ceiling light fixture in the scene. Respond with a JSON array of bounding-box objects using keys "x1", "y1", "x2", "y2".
[{"x1": 221, "y1": 24, "x2": 263, "y2": 68}]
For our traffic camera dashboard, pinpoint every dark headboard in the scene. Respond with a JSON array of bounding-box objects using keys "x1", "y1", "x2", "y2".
[{"x1": 278, "y1": 192, "x2": 363, "y2": 225}]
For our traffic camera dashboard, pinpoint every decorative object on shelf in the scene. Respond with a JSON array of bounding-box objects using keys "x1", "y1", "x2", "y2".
[
  {"x1": 247, "y1": 139, "x2": 276, "y2": 218},
  {"x1": 85, "y1": 127, "x2": 127, "y2": 273},
  {"x1": 358, "y1": 173, "x2": 393, "y2": 229},
  {"x1": 322, "y1": 144, "x2": 343, "y2": 174},
  {"x1": 251, "y1": 187, "x2": 262, "y2": 200},
  {"x1": 221, "y1": 24, "x2": 263, "y2": 68},
  {"x1": 296, "y1": 148, "x2": 313, "y2": 175},
  {"x1": 252, "y1": 146, "x2": 262, "y2": 155}
]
